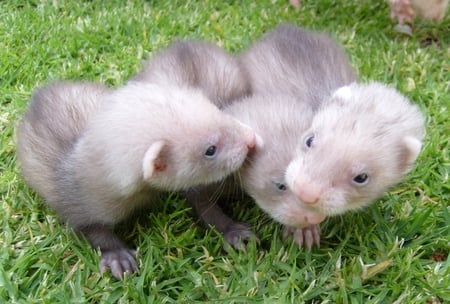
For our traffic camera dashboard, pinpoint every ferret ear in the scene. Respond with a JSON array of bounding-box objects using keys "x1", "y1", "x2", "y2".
[
  {"x1": 332, "y1": 86, "x2": 353, "y2": 100},
  {"x1": 399, "y1": 136, "x2": 422, "y2": 174},
  {"x1": 142, "y1": 140, "x2": 167, "y2": 180}
]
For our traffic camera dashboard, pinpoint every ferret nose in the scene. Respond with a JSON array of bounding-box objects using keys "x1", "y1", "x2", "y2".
[
  {"x1": 292, "y1": 177, "x2": 321, "y2": 205},
  {"x1": 246, "y1": 133, "x2": 256, "y2": 150},
  {"x1": 236, "y1": 121, "x2": 257, "y2": 150}
]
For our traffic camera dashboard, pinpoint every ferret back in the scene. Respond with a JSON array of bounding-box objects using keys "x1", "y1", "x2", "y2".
[
  {"x1": 240, "y1": 24, "x2": 357, "y2": 109},
  {"x1": 132, "y1": 40, "x2": 251, "y2": 108},
  {"x1": 16, "y1": 82, "x2": 110, "y2": 203}
]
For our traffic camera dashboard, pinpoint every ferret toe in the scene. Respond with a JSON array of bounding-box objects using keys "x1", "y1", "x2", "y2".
[
  {"x1": 100, "y1": 248, "x2": 138, "y2": 280},
  {"x1": 223, "y1": 222, "x2": 259, "y2": 251},
  {"x1": 284, "y1": 224, "x2": 321, "y2": 250}
]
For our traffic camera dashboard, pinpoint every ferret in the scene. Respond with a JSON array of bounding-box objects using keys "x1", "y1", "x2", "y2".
[
  {"x1": 131, "y1": 40, "x2": 251, "y2": 108},
  {"x1": 388, "y1": 0, "x2": 449, "y2": 25},
  {"x1": 16, "y1": 82, "x2": 111, "y2": 204},
  {"x1": 185, "y1": 94, "x2": 326, "y2": 249},
  {"x1": 16, "y1": 81, "x2": 256, "y2": 279},
  {"x1": 238, "y1": 25, "x2": 424, "y2": 248},
  {"x1": 240, "y1": 24, "x2": 357, "y2": 111},
  {"x1": 285, "y1": 83, "x2": 425, "y2": 221},
  {"x1": 186, "y1": 24, "x2": 357, "y2": 249}
]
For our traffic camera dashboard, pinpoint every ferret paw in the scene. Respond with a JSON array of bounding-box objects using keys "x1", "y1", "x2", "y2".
[
  {"x1": 389, "y1": 0, "x2": 414, "y2": 25},
  {"x1": 283, "y1": 224, "x2": 321, "y2": 250},
  {"x1": 223, "y1": 222, "x2": 259, "y2": 251},
  {"x1": 100, "y1": 248, "x2": 138, "y2": 280}
]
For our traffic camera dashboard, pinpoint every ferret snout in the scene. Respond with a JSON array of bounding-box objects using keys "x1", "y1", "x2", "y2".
[
  {"x1": 291, "y1": 176, "x2": 322, "y2": 205},
  {"x1": 238, "y1": 121, "x2": 257, "y2": 151},
  {"x1": 246, "y1": 132, "x2": 256, "y2": 150}
]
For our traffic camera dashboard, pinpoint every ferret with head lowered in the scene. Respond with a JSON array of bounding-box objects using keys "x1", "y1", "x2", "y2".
[
  {"x1": 186, "y1": 24, "x2": 358, "y2": 249},
  {"x1": 238, "y1": 25, "x2": 424, "y2": 248},
  {"x1": 285, "y1": 83, "x2": 425, "y2": 221},
  {"x1": 16, "y1": 80, "x2": 256, "y2": 279}
]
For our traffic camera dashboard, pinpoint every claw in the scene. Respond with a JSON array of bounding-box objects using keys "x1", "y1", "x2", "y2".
[
  {"x1": 283, "y1": 224, "x2": 321, "y2": 249},
  {"x1": 100, "y1": 248, "x2": 138, "y2": 280}
]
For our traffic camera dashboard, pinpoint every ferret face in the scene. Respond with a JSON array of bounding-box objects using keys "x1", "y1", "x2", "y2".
[
  {"x1": 96, "y1": 83, "x2": 256, "y2": 193},
  {"x1": 138, "y1": 85, "x2": 256, "y2": 190},
  {"x1": 161, "y1": 114, "x2": 256, "y2": 189},
  {"x1": 285, "y1": 83, "x2": 425, "y2": 216},
  {"x1": 226, "y1": 95, "x2": 325, "y2": 228},
  {"x1": 240, "y1": 140, "x2": 325, "y2": 228}
]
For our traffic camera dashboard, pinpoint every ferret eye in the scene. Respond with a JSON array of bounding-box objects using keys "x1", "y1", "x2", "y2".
[
  {"x1": 274, "y1": 182, "x2": 287, "y2": 192},
  {"x1": 204, "y1": 145, "x2": 217, "y2": 158},
  {"x1": 353, "y1": 173, "x2": 369, "y2": 185},
  {"x1": 305, "y1": 135, "x2": 314, "y2": 148}
]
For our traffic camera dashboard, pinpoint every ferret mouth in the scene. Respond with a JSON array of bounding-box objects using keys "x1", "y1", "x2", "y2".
[{"x1": 277, "y1": 206, "x2": 327, "y2": 227}]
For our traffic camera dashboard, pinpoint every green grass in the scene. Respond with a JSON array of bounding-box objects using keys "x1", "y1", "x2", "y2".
[{"x1": 1, "y1": 0, "x2": 449, "y2": 302}]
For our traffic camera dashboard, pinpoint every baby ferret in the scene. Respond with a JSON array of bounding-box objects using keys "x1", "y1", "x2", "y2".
[
  {"x1": 388, "y1": 0, "x2": 449, "y2": 25},
  {"x1": 131, "y1": 40, "x2": 251, "y2": 108},
  {"x1": 186, "y1": 94, "x2": 324, "y2": 249},
  {"x1": 240, "y1": 24, "x2": 357, "y2": 110},
  {"x1": 243, "y1": 26, "x2": 423, "y2": 245},
  {"x1": 285, "y1": 83, "x2": 425, "y2": 222},
  {"x1": 187, "y1": 24, "x2": 357, "y2": 249},
  {"x1": 16, "y1": 82, "x2": 256, "y2": 279}
]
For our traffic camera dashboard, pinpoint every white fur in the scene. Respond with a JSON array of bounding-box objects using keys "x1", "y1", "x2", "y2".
[
  {"x1": 286, "y1": 82, "x2": 425, "y2": 216},
  {"x1": 333, "y1": 85, "x2": 353, "y2": 100}
]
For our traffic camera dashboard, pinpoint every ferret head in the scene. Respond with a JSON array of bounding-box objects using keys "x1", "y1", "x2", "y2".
[
  {"x1": 224, "y1": 95, "x2": 326, "y2": 228},
  {"x1": 285, "y1": 83, "x2": 425, "y2": 216},
  {"x1": 96, "y1": 83, "x2": 257, "y2": 194},
  {"x1": 135, "y1": 84, "x2": 257, "y2": 190}
]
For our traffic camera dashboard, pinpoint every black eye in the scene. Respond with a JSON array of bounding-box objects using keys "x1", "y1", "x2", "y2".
[
  {"x1": 275, "y1": 182, "x2": 287, "y2": 191},
  {"x1": 305, "y1": 135, "x2": 314, "y2": 148},
  {"x1": 204, "y1": 145, "x2": 217, "y2": 158},
  {"x1": 353, "y1": 173, "x2": 369, "y2": 185}
]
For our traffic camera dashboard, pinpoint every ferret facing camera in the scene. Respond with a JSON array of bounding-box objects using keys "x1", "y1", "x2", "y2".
[{"x1": 286, "y1": 83, "x2": 425, "y2": 218}]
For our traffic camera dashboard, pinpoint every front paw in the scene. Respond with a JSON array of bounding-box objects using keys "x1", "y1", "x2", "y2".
[
  {"x1": 283, "y1": 224, "x2": 321, "y2": 250},
  {"x1": 100, "y1": 248, "x2": 138, "y2": 280},
  {"x1": 223, "y1": 222, "x2": 259, "y2": 251}
]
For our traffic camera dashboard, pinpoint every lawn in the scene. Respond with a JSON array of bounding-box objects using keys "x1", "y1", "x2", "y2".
[{"x1": 1, "y1": 0, "x2": 449, "y2": 303}]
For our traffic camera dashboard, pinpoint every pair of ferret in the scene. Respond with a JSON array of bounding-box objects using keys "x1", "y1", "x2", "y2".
[
  {"x1": 16, "y1": 24, "x2": 425, "y2": 279},
  {"x1": 187, "y1": 25, "x2": 424, "y2": 249}
]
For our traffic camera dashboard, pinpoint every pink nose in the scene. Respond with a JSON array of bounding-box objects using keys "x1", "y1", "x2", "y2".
[
  {"x1": 292, "y1": 177, "x2": 321, "y2": 205},
  {"x1": 246, "y1": 133, "x2": 256, "y2": 150}
]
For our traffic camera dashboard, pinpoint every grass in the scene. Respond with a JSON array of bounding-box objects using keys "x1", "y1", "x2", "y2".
[{"x1": 1, "y1": 0, "x2": 449, "y2": 302}]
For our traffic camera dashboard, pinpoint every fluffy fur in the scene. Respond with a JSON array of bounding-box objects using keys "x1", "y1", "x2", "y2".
[
  {"x1": 16, "y1": 81, "x2": 255, "y2": 279},
  {"x1": 16, "y1": 82, "x2": 111, "y2": 204},
  {"x1": 286, "y1": 82, "x2": 425, "y2": 216},
  {"x1": 240, "y1": 24, "x2": 357, "y2": 110},
  {"x1": 186, "y1": 24, "x2": 356, "y2": 249},
  {"x1": 131, "y1": 40, "x2": 251, "y2": 108}
]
